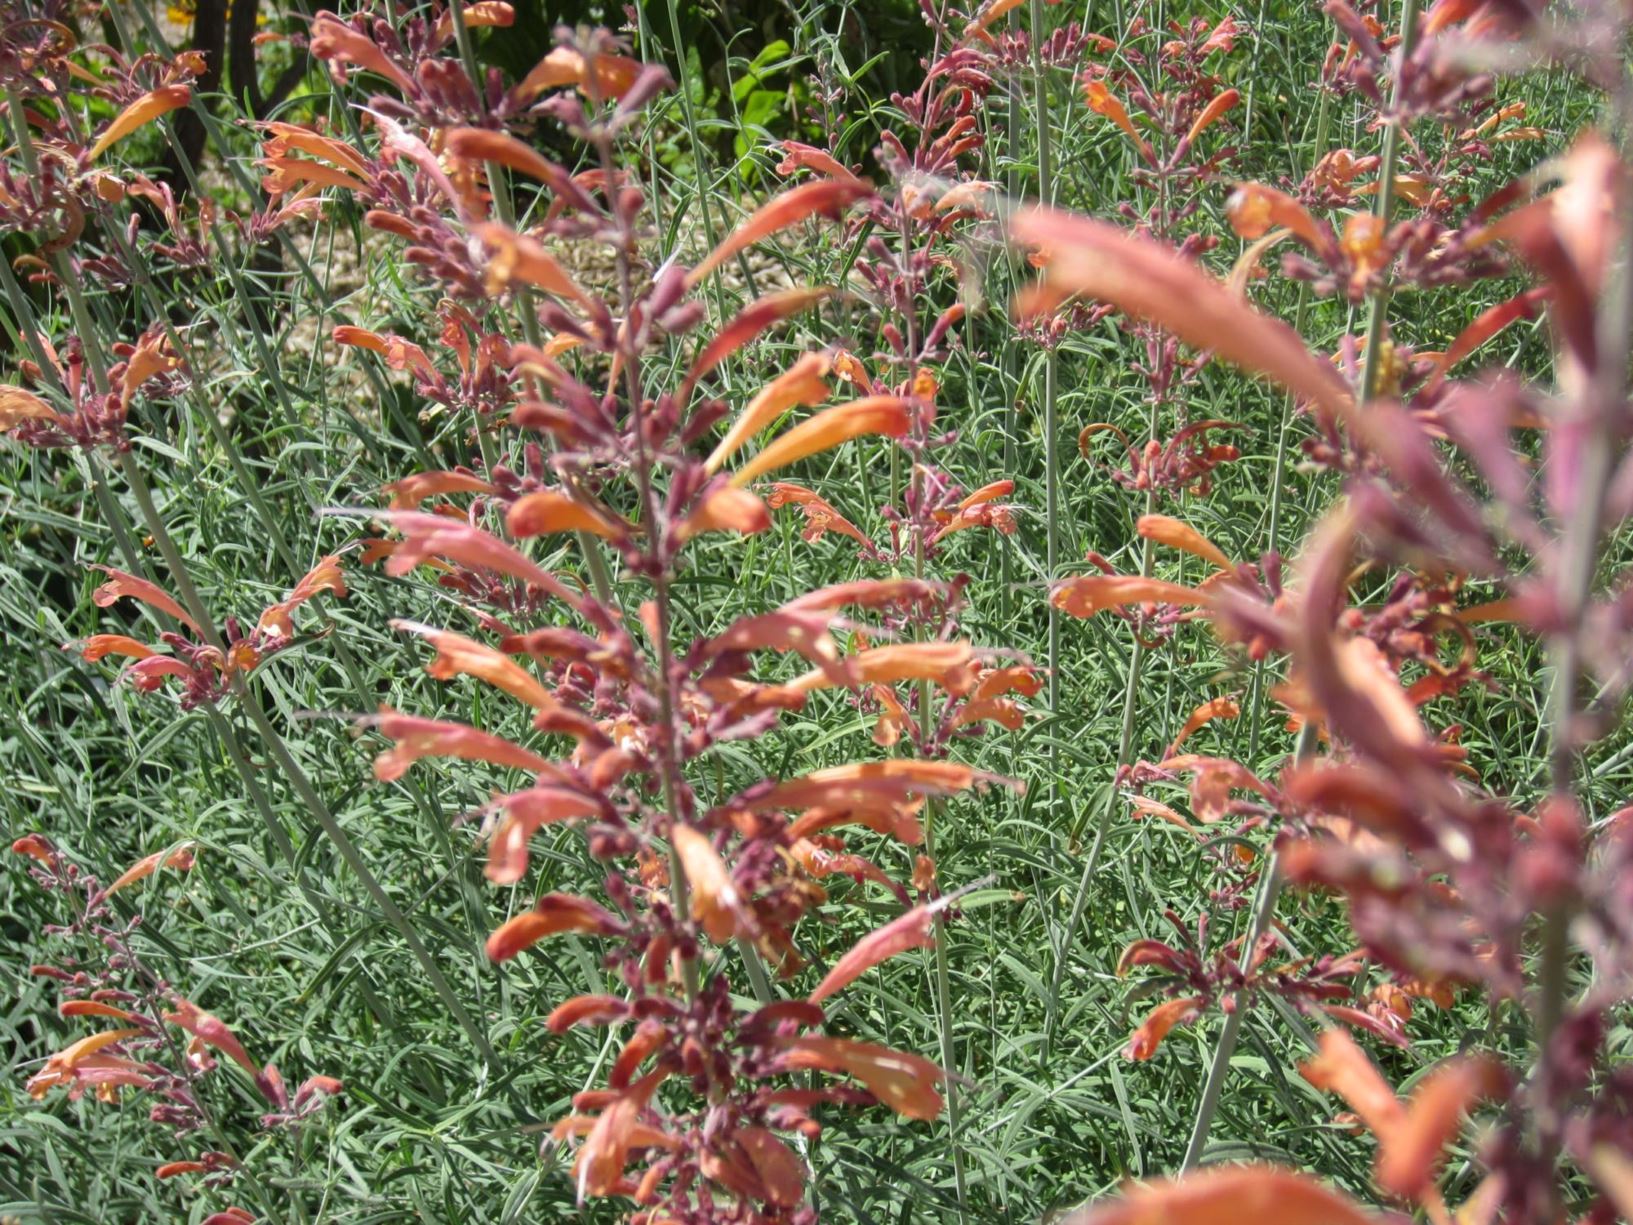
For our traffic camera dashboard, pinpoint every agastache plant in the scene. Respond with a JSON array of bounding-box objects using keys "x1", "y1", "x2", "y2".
[
  {"x1": 11, "y1": 834, "x2": 340, "y2": 1223},
  {"x1": 768, "y1": 43, "x2": 1043, "y2": 1206},
  {"x1": 288, "y1": 22, "x2": 1017, "y2": 1218},
  {"x1": 1019, "y1": 0, "x2": 1633, "y2": 1216},
  {"x1": 1045, "y1": 10, "x2": 1252, "y2": 498}
]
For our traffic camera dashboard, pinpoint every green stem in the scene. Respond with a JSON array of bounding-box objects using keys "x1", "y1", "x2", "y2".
[
  {"x1": 1032, "y1": 0, "x2": 1061, "y2": 731},
  {"x1": 915, "y1": 537, "x2": 967, "y2": 1220},
  {"x1": 113, "y1": 450, "x2": 497, "y2": 1065},
  {"x1": 1180, "y1": 723, "x2": 1317, "y2": 1167},
  {"x1": 1357, "y1": 0, "x2": 1421, "y2": 403},
  {"x1": 1044, "y1": 399, "x2": 1159, "y2": 1058},
  {"x1": 1246, "y1": 88, "x2": 1333, "y2": 762}
]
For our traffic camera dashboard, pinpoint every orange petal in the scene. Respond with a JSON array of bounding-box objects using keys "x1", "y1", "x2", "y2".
[
  {"x1": 686, "y1": 289, "x2": 830, "y2": 398},
  {"x1": 1083, "y1": 81, "x2": 1154, "y2": 162},
  {"x1": 967, "y1": 0, "x2": 1026, "y2": 33},
  {"x1": 671, "y1": 823, "x2": 745, "y2": 944},
  {"x1": 78, "y1": 634, "x2": 155, "y2": 662},
  {"x1": 736, "y1": 1126, "x2": 805, "y2": 1207},
  {"x1": 383, "y1": 470, "x2": 497, "y2": 510},
  {"x1": 433, "y1": 1, "x2": 513, "y2": 43},
  {"x1": 1014, "y1": 208, "x2": 1354, "y2": 426},
  {"x1": 474, "y1": 223, "x2": 593, "y2": 306},
  {"x1": 1125, "y1": 995, "x2": 1202, "y2": 1060},
  {"x1": 260, "y1": 121, "x2": 371, "y2": 176},
  {"x1": 50, "y1": 1028, "x2": 144, "y2": 1070},
  {"x1": 506, "y1": 490, "x2": 628, "y2": 541},
  {"x1": 1167, "y1": 697, "x2": 1241, "y2": 756},
  {"x1": 60, "y1": 1000, "x2": 140, "y2": 1021},
  {"x1": 90, "y1": 566, "x2": 200, "y2": 635},
  {"x1": 1226, "y1": 182, "x2": 1327, "y2": 249},
  {"x1": 545, "y1": 994, "x2": 628, "y2": 1033},
  {"x1": 784, "y1": 641, "x2": 974, "y2": 695},
  {"x1": 689, "y1": 180, "x2": 873, "y2": 286},
  {"x1": 86, "y1": 86, "x2": 191, "y2": 162},
  {"x1": 780, "y1": 1036, "x2": 943, "y2": 1120},
  {"x1": 1050, "y1": 573, "x2": 1207, "y2": 618},
  {"x1": 706, "y1": 352, "x2": 833, "y2": 473},
  {"x1": 1185, "y1": 88, "x2": 1240, "y2": 146},
  {"x1": 392, "y1": 621, "x2": 553, "y2": 710},
  {"x1": 1377, "y1": 1056, "x2": 1505, "y2": 1199},
  {"x1": 331, "y1": 326, "x2": 435, "y2": 379},
  {"x1": 309, "y1": 15, "x2": 415, "y2": 94},
  {"x1": 367, "y1": 708, "x2": 552, "y2": 782},
  {"x1": 256, "y1": 554, "x2": 347, "y2": 639},
  {"x1": 487, "y1": 786, "x2": 604, "y2": 884},
  {"x1": 1299, "y1": 1028, "x2": 1405, "y2": 1140},
  {"x1": 486, "y1": 893, "x2": 623, "y2": 961},
  {"x1": 1065, "y1": 1165, "x2": 1379, "y2": 1225},
  {"x1": 156, "y1": 1161, "x2": 208, "y2": 1179},
  {"x1": 104, "y1": 842, "x2": 196, "y2": 898},
  {"x1": 371, "y1": 511, "x2": 578, "y2": 606},
  {"x1": 574, "y1": 1073, "x2": 666, "y2": 1197},
  {"x1": 808, "y1": 901, "x2": 939, "y2": 1003},
  {"x1": 0, "y1": 384, "x2": 63, "y2": 428},
  {"x1": 730, "y1": 397, "x2": 912, "y2": 487},
  {"x1": 1137, "y1": 514, "x2": 1234, "y2": 570},
  {"x1": 514, "y1": 45, "x2": 642, "y2": 103},
  {"x1": 773, "y1": 140, "x2": 864, "y2": 183},
  {"x1": 754, "y1": 759, "x2": 985, "y2": 812},
  {"x1": 444, "y1": 127, "x2": 563, "y2": 186},
  {"x1": 164, "y1": 998, "x2": 259, "y2": 1078},
  {"x1": 675, "y1": 486, "x2": 772, "y2": 542}
]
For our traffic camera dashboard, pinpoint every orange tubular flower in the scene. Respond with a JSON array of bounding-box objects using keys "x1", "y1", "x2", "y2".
[
  {"x1": 1015, "y1": 207, "x2": 1355, "y2": 428},
  {"x1": 392, "y1": 620, "x2": 554, "y2": 709},
  {"x1": 102, "y1": 843, "x2": 196, "y2": 898},
  {"x1": 256, "y1": 555, "x2": 347, "y2": 640},
  {"x1": 475, "y1": 223, "x2": 594, "y2": 307},
  {"x1": 782, "y1": 641, "x2": 975, "y2": 695},
  {"x1": 1083, "y1": 81, "x2": 1155, "y2": 163},
  {"x1": 1064, "y1": 1166, "x2": 1378, "y2": 1225},
  {"x1": 383, "y1": 470, "x2": 497, "y2": 511},
  {"x1": 76, "y1": 634, "x2": 155, "y2": 662},
  {"x1": 706, "y1": 353, "x2": 834, "y2": 473},
  {"x1": 431, "y1": 0, "x2": 513, "y2": 44},
  {"x1": 1050, "y1": 573, "x2": 1210, "y2": 618},
  {"x1": 1137, "y1": 514, "x2": 1235, "y2": 571},
  {"x1": 1125, "y1": 995, "x2": 1203, "y2": 1060},
  {"x1": 506, "y1": 489, "x2": 629, "y2": 541},
  {"x1": 778, "y1": 1037, "x2": 944, "y2": 1120},
  {"x1": 90, "y1": 566, "x2": 201, "y2": 635},
  {"x1": 1301, "y1": 1029, "x2": 1505, "y2": 1203},
  {"x1": 163, "y1": 998, "x2": 260, "y2": 1078},
  {"x1": 486, "y1": 893, "x2": 625, "y2": 961},
  {"x1": 486, "y1": 786, "x2": 605, "y2": 884},
  {"x1": 688, "y1": 179, "x2": 874, "y2": 287},
  {"x1": 1185, "y1": 88, "x2": 1241, "y2": 146},
  {"x1": 367, "y1": 709, "x2": 552, "y2": 782},
  {"x1": 331, "y1": 326, "x2": 435, "y2": 379},
  {"x1": 807, "y1": 899, "x2": 950, "y2": 1003},
  {"x1": 671, "y1": 823, "x2": 748, "y2": 943},
  {"x1": 730, "y1": 397, "x2": 913, "y2": 487},
  {"x1": 309, "y1": 14, "x2": 416, "y2": 95},
  {"x1": 85, "y1": 86, "x2": 191, "y2": 162},
  {"x1": 0, "y1": 385, "x2": 63, "y2": 430},
  {"x1": 674, "y1": 486, "x2": 772, "y2": 542},
  {"x1": 514, "y1": 44, "x2": 644, "y2": 104},
  {"x1": 766, "y1": 481, "x2": 875, "y2": 552},
  {"x1": 750, "y1": 760, "x2": 987, "y2": 814}
]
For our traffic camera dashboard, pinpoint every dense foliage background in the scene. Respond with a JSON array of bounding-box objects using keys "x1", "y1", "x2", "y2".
[{"x1": 2, "y1": 0, "x2": 1627, "y2": 1222}]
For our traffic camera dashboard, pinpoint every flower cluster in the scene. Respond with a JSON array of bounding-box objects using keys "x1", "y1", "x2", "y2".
[{"x1": 13, "y1": 834, "x2": 340, "y2": 1219}]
